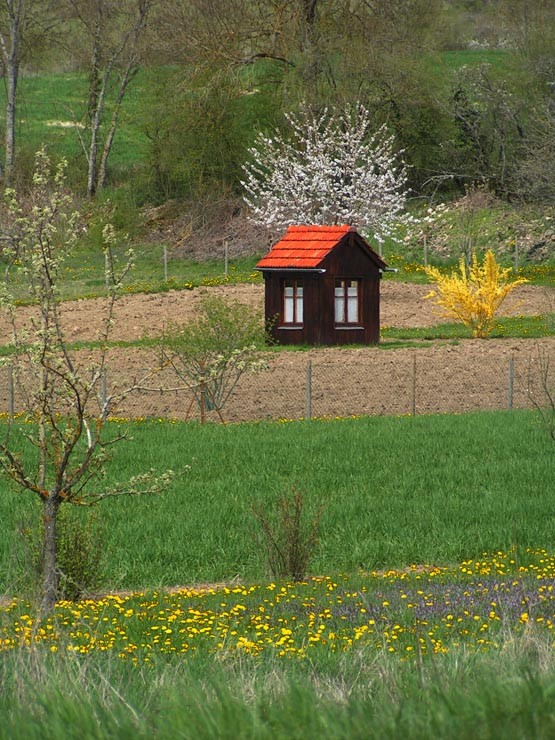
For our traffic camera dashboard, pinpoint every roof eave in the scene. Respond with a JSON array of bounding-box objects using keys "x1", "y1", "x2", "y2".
[{"x1": 255, "y1": 267, "x2": 327, "y2": 272}]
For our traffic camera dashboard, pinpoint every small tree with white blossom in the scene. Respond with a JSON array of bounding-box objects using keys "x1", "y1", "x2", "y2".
[
  {"x1": 0, "y1": 149, "x2": 173, "y2": 614},
  {"x1": 242, "y1": 103, "x2": 411, "y2": 245}
]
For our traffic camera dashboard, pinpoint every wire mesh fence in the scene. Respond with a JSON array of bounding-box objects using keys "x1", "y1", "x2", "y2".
[{"x1": 0, "y1": 341, "x2": 552, "y2": 424}]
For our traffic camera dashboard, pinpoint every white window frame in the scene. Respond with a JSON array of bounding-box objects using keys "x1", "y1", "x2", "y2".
[
  {"x1": 283, "y1": 279, "x2": 303, "y2": 325},
  {"x1": 335, "y1": 279, "x2": 360, "y2": 325}
]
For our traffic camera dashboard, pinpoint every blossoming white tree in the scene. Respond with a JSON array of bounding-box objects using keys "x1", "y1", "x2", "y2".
[
  {"x1": 242, "y1": 103, "x2": 411, "y2": 244},
  {"x1": 0, "y1": 149, "x2": 173, "y2": 614}
]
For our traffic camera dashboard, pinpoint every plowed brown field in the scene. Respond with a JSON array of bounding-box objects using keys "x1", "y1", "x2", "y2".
[{"x1": 1, "y1": 282, "x2": 553, "y2": 422}]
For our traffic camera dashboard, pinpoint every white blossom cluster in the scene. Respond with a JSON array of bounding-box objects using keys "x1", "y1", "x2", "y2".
[{"x1": 242, "y1": 103, "x2": 411, "y2": 244}]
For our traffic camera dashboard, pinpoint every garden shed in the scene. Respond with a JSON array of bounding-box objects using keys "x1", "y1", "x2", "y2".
[{"x1": 256, "y1": 224, "x2": 389, "y2": 346}]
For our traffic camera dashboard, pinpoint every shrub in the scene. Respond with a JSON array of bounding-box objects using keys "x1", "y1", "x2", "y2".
[
  {"x1": 424, "y1": 250, "x2": 528, "y2": 338},
  {"x1": 21, "y1": 506, "x2": 104, "y2": 602},
  {"x1": 159, "y1": 295, "x2": 268, "y2": 423},
  {"x1": 252, "y1": 487, "x2": 324, "y2": 581}
]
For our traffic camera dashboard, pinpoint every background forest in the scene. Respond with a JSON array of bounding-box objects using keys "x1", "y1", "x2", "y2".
[{"x1": 1, "y1": 0, "x2": 555, "y2": 263}]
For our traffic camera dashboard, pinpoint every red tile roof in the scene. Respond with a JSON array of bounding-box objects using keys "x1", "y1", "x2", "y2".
[{"x1": 256, "y1": 225, "x2": 353, "y2": 269}]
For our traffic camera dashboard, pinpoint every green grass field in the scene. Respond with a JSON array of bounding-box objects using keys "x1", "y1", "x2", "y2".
[{"x1": 1, "y1": 410, "x2": 552, "y2": 593}]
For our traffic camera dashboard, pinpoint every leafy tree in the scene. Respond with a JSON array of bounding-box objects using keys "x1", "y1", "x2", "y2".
[
  {"x1": 66, "y1": 0, "x2": 153, "y2": 196},
  {"x1": 141, "y1": 64, "x2": 279, "y2": 203},
  {"x1": 0, "y1": 149, "x2": 172, "y2": 614},
  {"x1": 424, "y1": 250, "x2": 527, "y2": 338},
  {"x1": 147, "y1": 0, "x2": 445, "y2": 196},
  {"x1": 242, "y1": 102, "x2": 411, "y2": 245},
  {"x1": 446, "y1": 63, "x2": 527, "y2": 195},
  {"x1": 516, "y1": 105, "x2": 555, "y2": 202},
  {"x1": 0, "y1": 0, "x2": 58, "y2": 185},
  {"x1": 159, "y1": 295, "x2": 267, "y2": 423}
]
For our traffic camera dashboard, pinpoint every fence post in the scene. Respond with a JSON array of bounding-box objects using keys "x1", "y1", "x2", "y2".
[
  {"x1": 224, "y1": 241, "x2": 229, "y2": 278},
  {"x1": 8, "y1": 364, "x2": 14, "y2": 422},
  {"x1": 508, "y1": 355, "x2": 515, "y2": 410},
  {"x1": 411, "y1": 354, "x2": 417, "y2": 416},
  {"x1": 163, "y1": 245, "x2": 168, "y2": 282},
  {"x1": 200, "y1": 381, "x2": 206, "y2": 424},
  {"x1": 514, "y1": 238, "x2": 519, "y2": 272},
  {"x1": 305, "y1": 360, "x2": 312, "y2": 421}
]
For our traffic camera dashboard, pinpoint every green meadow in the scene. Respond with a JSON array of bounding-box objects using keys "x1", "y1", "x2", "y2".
[
  {"x1": 1, "y1": 410, "x2": 552, "y2": 593},
  {"x1": 1, "y1": 407, "x2": 554, "y2": 737}
]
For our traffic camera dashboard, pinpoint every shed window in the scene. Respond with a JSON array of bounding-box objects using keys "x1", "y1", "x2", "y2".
[
  {"x1": 283, "y1": 280, "x2": 303, "y2": 324},
  {"x1": 335, "y1": 280, "x2": 359, "y2": 324}
]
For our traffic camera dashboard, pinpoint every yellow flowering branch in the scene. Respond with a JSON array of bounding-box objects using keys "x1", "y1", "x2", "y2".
[{"x1": 424, "y1": 251, "x2": 528, "y2": 338}]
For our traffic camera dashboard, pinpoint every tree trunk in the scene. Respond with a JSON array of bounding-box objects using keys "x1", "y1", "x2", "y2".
[
  {"x1": 4, "y1": 54, "x2": 18, "y2": 187},
  {"x1": 87, "y1": 124, "x2": 99, "y2": 198},
  {"x1": 40, "y1": 492, "x2": 61, "y2": 616},
  {"x1": 0, "y1": 0, "x2": 23, "y2": 187},
  {"x1": 298, "y1": 0, "x2": 320, "y2": 90},
  {"x1": 86, "y1": 6, "x2": 102, "y2": 198},
  {"x1": 97, "y1": 64, "x2": 138, "y2": 191}
]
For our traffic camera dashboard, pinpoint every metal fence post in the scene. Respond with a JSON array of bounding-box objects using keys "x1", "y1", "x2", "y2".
[
  {"x1": 8, "y1": 364, "x2": 14, "y2": 422},
  {"x1": 508, "y1": 355, "x2": 515, "y2": 410},
  {"x1": 411, "y1": 354, "x2": 417, "y2": 416},
  {"x1": 163, "y1": 245, "x2": 168, "y2": 282},
  {"x1": 306, "y1": 360, "x2": 312, "y2": 421}
]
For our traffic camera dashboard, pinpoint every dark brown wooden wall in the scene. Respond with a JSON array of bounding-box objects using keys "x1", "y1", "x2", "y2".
[{"x1": 264, "y1": 234, "x2": 383, "y2": 346}]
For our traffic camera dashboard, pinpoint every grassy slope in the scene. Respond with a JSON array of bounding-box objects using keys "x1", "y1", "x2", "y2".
[
  {"x1": 16, "y1": 50, "x2": 512, "y2": 165},
  {"x1": 6, "y1": 53, "x2": 554, "y2": 297},
  {"x1": 16, "y1": 71, "x2": 148, "y2": 173},
  {"x1": 1, "y1": 410, "x2": 552, "y2": 591}
]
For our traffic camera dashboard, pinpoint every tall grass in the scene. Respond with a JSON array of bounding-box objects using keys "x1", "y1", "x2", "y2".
[
  {"x1": 0, "y1": 410, "x2": 552, "y2": 592},
  {"x1": 3, "y1": 635, "x2": 555, "y2": 739}
]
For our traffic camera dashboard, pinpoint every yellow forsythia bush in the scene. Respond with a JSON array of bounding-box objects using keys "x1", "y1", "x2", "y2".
[{"x1": 424, "y1": 250, "x2": 528, "y2": 338}]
